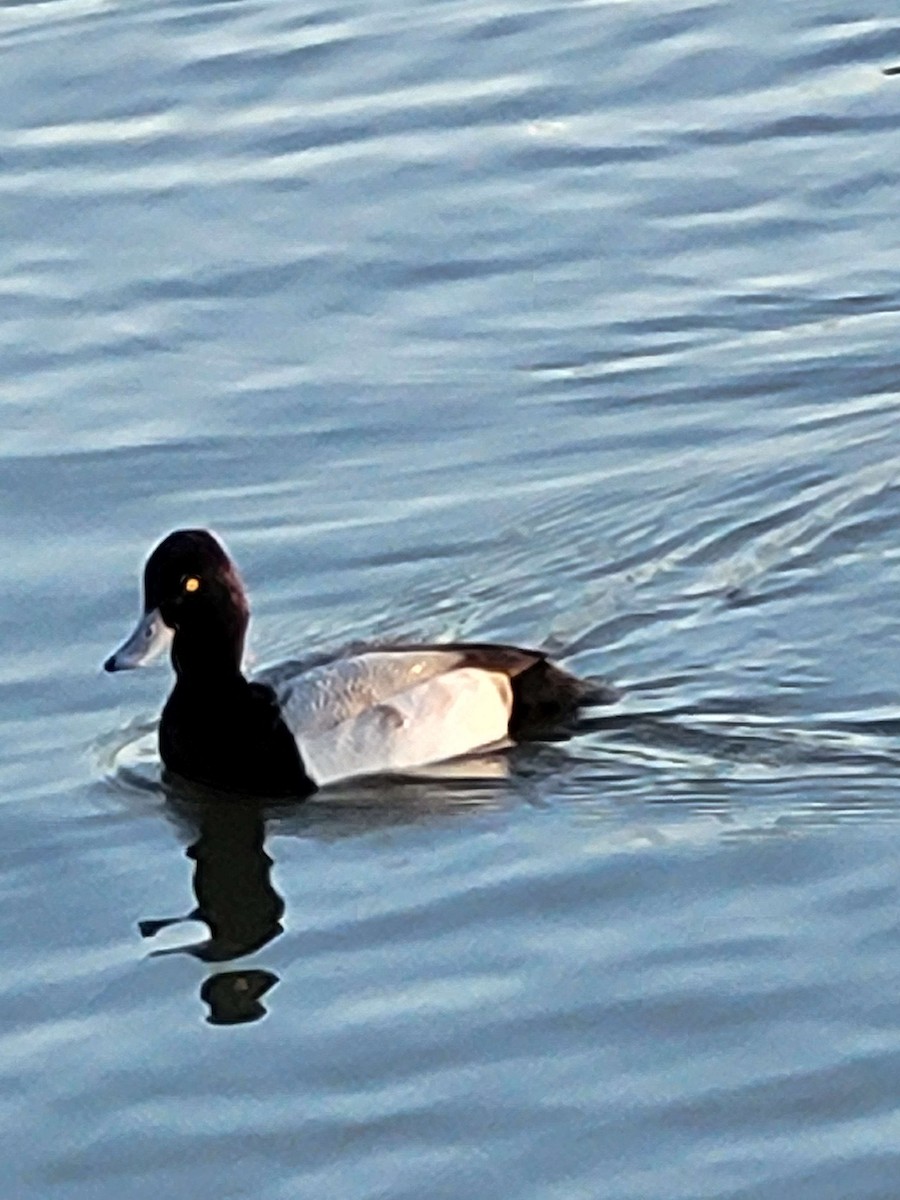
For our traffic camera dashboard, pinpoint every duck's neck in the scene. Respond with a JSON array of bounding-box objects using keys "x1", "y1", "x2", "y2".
[{"x1": 170, "y1": 621, "x2": 247, "y2": 687}]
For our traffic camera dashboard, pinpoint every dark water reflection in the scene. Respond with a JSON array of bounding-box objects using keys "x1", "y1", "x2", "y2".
[
  {"x1": 140, "y1": 796, "x2": 285, "y2": 966},
  {"x1": 139, "y1": 794, "x2": 283, "y2": 1030},
  {"x1": 199, "y1": 969, "x2": 279, "y2": 1026}
]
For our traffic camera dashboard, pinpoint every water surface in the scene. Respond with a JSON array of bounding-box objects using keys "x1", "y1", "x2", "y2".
[{"x1": 3, "y1": 0, "x2": 900, "y2": 1196}]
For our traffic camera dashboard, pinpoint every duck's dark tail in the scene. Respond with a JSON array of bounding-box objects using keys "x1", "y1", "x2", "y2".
[{"x1": 508, "y1": 657, "x2": 620, "y2": 737}]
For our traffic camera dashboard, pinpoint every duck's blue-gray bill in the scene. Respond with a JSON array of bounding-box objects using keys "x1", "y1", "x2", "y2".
[{"x1": 104, "y1": 607, "x2": 173, "y2": 672}]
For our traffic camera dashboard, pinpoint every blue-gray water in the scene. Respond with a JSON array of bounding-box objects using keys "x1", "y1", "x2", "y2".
[{"x1": 3, "y1": 1, "x2": 900, "y2": 1196}]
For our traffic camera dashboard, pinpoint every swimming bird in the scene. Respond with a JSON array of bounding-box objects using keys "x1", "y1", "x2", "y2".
[{"x1": 104, "y1": 529, "x2": 616, "y2": 797}]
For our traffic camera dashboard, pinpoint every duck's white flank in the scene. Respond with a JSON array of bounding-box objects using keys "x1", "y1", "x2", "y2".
[
  {"x1": 274, "y1": 654, "x2": 514, "y2": 785},
  {"x1": 268, "y1": 650, "x2": 468, "y2": 734}
]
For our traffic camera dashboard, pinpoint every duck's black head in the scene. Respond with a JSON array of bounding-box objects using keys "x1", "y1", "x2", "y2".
[{"x1": 105, "y1": 529, "x2": 250, "y2": 678}]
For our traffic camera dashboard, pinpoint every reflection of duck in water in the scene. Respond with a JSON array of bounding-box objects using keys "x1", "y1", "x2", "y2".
[
  {"x1": 139, "y1": 772, "x2": 518, "y2": 1026},
  {"x1": 140, "y1": 799, "x2": 284, "y2": 964},
  {"x1": 105, "y1": 529, "x2": 617, "y2": 798},
  {"x1": 200, "y1": 969, "x2": 278, "y2": 1026}
]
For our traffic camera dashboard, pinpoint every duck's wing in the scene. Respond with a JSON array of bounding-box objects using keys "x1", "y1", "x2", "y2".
[
  {"x1": 260, "y1": 649, "x2": 471, "y2": 737},
  {"x1": 295, "y1": 666, "x2": 514, "y2": 786}
]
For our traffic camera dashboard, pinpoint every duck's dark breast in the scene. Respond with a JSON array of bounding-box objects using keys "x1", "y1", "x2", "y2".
[{"x1": 159, "y1": 679, "x2": 314, "y2": 798}]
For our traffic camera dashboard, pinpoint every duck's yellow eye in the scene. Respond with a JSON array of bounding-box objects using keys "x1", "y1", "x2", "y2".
[{"x1": 184, "y1": 576, "x2": 201, "y2": 593}]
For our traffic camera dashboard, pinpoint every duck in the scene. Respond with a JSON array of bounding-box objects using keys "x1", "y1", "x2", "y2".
[{"x1": 104, "y1": 529, "x2": 617, "y2": 797}]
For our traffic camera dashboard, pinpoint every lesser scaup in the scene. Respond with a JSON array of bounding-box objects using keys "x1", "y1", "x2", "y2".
[{"x1": 105, "y1": 529, "x2": 617, "y2": 796}]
